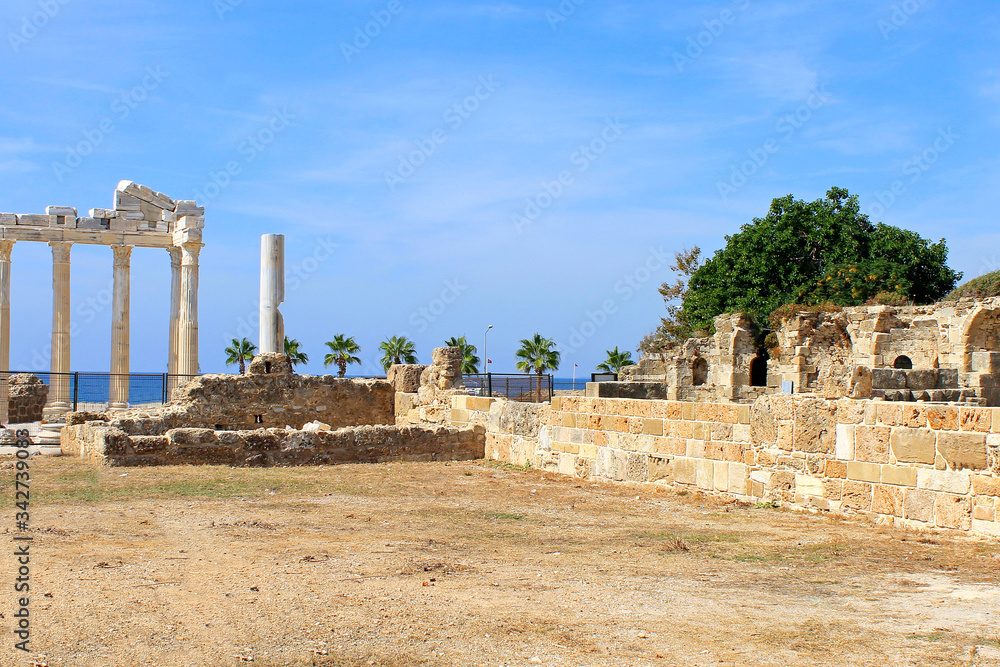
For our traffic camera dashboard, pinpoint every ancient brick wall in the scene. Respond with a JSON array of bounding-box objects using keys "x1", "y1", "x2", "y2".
[
  {"x1": 453, "y1": 394, "x2": 1000, "y2": 538},
  {"x1": 8, "y1": 374, "x2": 49, "y2": 423},
  {"x1": 62, "y1": 422, "x2": 484, "y2": 467}
]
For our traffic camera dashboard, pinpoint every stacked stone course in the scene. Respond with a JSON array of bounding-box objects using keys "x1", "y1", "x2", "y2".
[{"x1": 452, "y1": 394, "x2": 1000, "y2": 538}]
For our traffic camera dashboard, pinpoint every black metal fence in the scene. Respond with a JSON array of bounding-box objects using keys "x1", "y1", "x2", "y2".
[
  {"x1": 463, "y1": 373, "x2": 553, "y2": 402},
  {"x1": 5, "y1": 371, "x2": 200, "y2": 413}
]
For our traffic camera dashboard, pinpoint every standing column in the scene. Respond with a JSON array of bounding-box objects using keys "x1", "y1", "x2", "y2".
[
  {"x1": 177, "y1": 242, "x2": 203, "y2": 379},
  {"x1": 0, "y1": 241, "x2": 14, "y2": 424},
  {"x1": 109, "y1": 245, "x2": 132, "y2": 409},
  {"x1": 45, "y1": 241, "x2": 73, "y2": 418},
  {"x1": 258, "y1": 234, "x2": 285, "y2": 354},
  {"x1": 166, "y1": 247, "x2": 182, "y2": 395}
]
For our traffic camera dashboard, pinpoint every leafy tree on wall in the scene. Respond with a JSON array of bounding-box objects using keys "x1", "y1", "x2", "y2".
[
  {"x1": 444, "y1": 336, "x2": 480, "y2": 374},
  {"x1": 596, "y1": 347, "x2": 635, "y2": 375},
  {"x1": 647, "y1": 188, "x2": 961, "y2": 346},
  {"x1": 323, "y1": 334, "x2": 362, "y2": 378},
  {"x1": 224, "y1": 338, "x2": 257, "y2": 375},
  {"x1": 379, "y1": 335, "x2": 418, "y2": 371}
]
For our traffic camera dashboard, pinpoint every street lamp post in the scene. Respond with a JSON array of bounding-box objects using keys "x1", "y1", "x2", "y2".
[{"x1": 484, "y1": 325, "x2": 493, "y2": 376}]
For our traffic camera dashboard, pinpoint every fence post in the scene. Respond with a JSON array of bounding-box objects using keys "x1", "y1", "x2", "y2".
[
  {"x1": 487, "y1": 372, "x2": 492, "y2": 398},
  {"x1": 162, "y1": 373, "x2": 168, "y2": 404},
  {"x1": 72, "y1": 372, "x2": 79, "y2": 412}
]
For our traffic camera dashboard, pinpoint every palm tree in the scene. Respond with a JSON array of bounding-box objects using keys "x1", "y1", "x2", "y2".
[
  {"x1": 444, "y1": 336, "x2": 480, "y2": 374},
  {"x1": 379, "y1": 335, "x2": 418, "y2": 371},
  {"x1": 324, "y1": 334, "x2": 362, "y2": 378},
  {"x1": 224, "y1": 337, "x2": 257, "y2": 375},
  {"x1": 515, "y1": 333, "x2": 561, "y2": 400},
  {"x1": 284, "y1": 336, "x2": 309, "y2": 369},
  {"x1": 596, "y1": 346, "x2": 635, "y2": 375}
]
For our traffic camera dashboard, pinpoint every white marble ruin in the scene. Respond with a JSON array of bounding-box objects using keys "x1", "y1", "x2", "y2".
[
  {"x1": 259, "y1": 234, "x2": 285, "y2": 355},
  {"x1": 0, "y1": 180, "x2": 205, "y2": 422}
]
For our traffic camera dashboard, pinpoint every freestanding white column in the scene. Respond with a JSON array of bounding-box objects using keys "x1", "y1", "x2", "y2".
[
  {"x1": 0, "y1": 241, "x2": 14, "y2": 424},
  {"x1": 46, "y1": 241, "x2": 73, "y2": 418},
  {"x1": 177, "y1": 242, "x2": 202, "y2": 379},
  {"x1": 167, "y1": 247, "x2": 182, "y2": 395},
  {"x1": 259, "y1": 234, "x2": 285, "y2": 355},
  {"x1": 109, "y1": 245, "x2": 133, "y2": 409}
]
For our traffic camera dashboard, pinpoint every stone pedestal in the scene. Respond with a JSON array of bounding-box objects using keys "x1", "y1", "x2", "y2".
[{"x1": 259, "y1": 234, "x2": 285, "y2": 355}]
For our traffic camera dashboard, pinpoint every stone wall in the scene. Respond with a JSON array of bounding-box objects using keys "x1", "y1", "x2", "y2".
[
  {"x1": 452, "y1": 394, "x2": 1000, "y2": 538},
  {"x1": 8, "y1": 374, "x2": 49, "y2": 423},
  {"x1": 68, "y1": 374, "x2": 394, "y2": 434},
  {"x1": 623, "y1": 298, "x2": 1000, "y2": 406},
  {"x1": 63, "y1": 422, "x2": 484, "y2": 467}
]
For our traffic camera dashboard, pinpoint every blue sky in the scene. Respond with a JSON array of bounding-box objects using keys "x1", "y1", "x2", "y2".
[{"x1": 1, "y1": 0, "x2": 998, "y2": 376}]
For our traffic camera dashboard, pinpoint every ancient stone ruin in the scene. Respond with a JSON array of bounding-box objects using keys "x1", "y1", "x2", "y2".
[
  {"x1": 7, "y1": 374, "x2": 49, "y2": 423},
  {"x1": 62, "y1": 347, "x2": 483, "y2": 467},
  {"x1": 619, "y1": 299, "x2": 1000, "y2": 406}
]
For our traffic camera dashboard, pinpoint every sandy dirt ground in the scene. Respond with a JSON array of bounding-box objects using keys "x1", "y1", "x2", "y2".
[{"x1": 2, "y1": 457, "x2": 1000, "y2": 667}]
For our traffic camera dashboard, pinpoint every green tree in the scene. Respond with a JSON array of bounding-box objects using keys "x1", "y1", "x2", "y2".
[
  {"x1": 515, "y1": 333, "x2": 561, "y2": 400},
  {"x1": 444, "y1": 336, "x2": 480, "y2": 374},
  {"x1": 677, "y1": 187, "x2": 961, "y2": 333},
  {"x1": 284, "y1": 336, "x2": 309, "y2": 369},
  {"x1": 224, "y1": 337, "x2": 257, "y2": 375},
  {"x1": 596, "y1": 346, "x2": 635, "y2": 375},
  {"x1": 640, "y1": 246, "x2": 701, "y2": 355},
  {"x1": 379, "y1": 335, "x2": 417, "y2": 371},
  {"x1": 323, "y1": 334, "x2": 362, "y2": 378}
]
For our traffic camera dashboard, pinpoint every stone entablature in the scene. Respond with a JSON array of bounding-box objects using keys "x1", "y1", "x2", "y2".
[
  {"x1": 451, "y1": 394, "x2": 1000, "y2": 539},
  {"x1": 623, "y1": 299, "x2": 1000, "y2": 406}
]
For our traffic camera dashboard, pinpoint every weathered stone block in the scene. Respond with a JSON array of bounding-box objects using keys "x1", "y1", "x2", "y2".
[
  {"x1": 855, "y1": 425, "x2": 891, "y2": 463},
  {"x1": 880, "y1": 465, "x2": 917, "y2": 487},
  {"x1": 917, "y1": 468, "x2": 971, "y2": 494},
  {"x1": 872, "y1": 485, "x2": 904, "y2": 517},
  {"x1": 673, "y1": 457, "x2": 697, "y2": 485},
  {"x1": 972, "y1": 498, "x2": 995, "y2": 522},
  {"x1": 387, "y1": 364, "x2": 427, "y2": 393},
  {"x1": 847, "y1": 461, "x2": 881, "y2": 484},
  {"x1": 936, "y1": 432, "x2": 988, "y2": 471},
  {"x1": 934, "y1": 493, "x2": 972, "y2": 530},
  {"x1": 835, "y1": 424, "x2": 855, "y2": 460},
  {"x1": 696, "y1": 459, "x2": 714, "y2": 490},
  {"x1": 793, "y1": 398, "x2": 836, "y2": 454},
  {"x1": 889, "y1": 429, "x2": 936, "y2": 465},
  {"x1": 842, "y1": 481, "x2": 873, "y2": 511},
  {"x1": 903, "y1": 488, "x2": 935, "y2": 522},
  {"x1": 972, "y1": 474, "x2": 1000, "y2": 497},
  {"x1": 826, "y1": 460, "x2": 847, "y2": 479}
]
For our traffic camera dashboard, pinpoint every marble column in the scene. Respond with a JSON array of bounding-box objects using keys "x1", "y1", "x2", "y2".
[
  {"x1": 177, "y1": 242, "x2": 202, "y2": 379},
  {"x1": 46, "y1": 241, "x2": 73, "y2": 418},
  {"x1": 259, "y1": 234, "x2": 285, "y2": 355},
  {"x1": 167, "y1": 247, "x2": 182, "y2": 395},
  {"x1": 0, "y1": 241, "x2": 13, "y2": 424},
  {"x1": 109, "y1": 245, "x2": 132, "y2": 409}
]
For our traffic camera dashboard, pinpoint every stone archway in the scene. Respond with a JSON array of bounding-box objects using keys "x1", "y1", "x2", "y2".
[
  {"x1": 692, "y1": 357, "x2": 709, "y2": 386},
  {"x1": 960, "y1": 305, "x2": 1000, "y2": 371},
  {"x1": 893, "y1": 355, "x2": 913, "y2": 370},
  {"x1": 750, "y1": 356, "x2": 768, "y2": 387}
]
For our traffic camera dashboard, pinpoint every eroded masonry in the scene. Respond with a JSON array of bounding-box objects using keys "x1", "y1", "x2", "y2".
[{"x1": 616, "y1": 300, "x2": 1000, "y2": 407}]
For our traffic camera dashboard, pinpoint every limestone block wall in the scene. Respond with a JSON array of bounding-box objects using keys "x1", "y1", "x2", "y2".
[
  {"x1": 62, "y1": 422, "x2": 484, "y2": 467},
  {"x1": 72, "y1": 375, "x2": 395, "y2": 433},
  {"x1": 453, "y1": 394, "x2": 1000, "y2": 538},
  {"x1": 8, "y1": 374, "x2": 49, "y2": 423}
]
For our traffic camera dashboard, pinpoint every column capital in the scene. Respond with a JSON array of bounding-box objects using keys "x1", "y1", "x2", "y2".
[
  {"x1": 0, "y1": 240, "x2": 13, "y2": 262},
  {"x1": 168, "y1": 246, "x2": 182, "y2": 268},
  {"x1": 112, "y1": 244, "x2": 133, "y2": 266},
  {"x1": 180, "y1": 243, "x2": 203, "y2": 266},
  {"x1": 49, "y1": 240, "x2": 72, "y2": 263}
]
